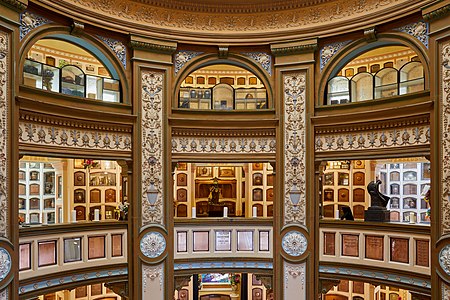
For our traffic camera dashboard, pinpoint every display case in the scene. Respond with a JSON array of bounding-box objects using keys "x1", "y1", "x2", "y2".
[
  {"x1": 213, "y1": 84, "x2": 234, "y2": 110},
  {"x1": 399, "y1": 61, "x2": 424, "y2": 94},
  {"x1": 61, "y1": 65, "x2": 85, "y2": 97},
  {"x1": 351, "y1": 72, "x2": 373, "y2": 102},
  {"x1": 235, "y1": 88, "x2": 267, "y2": 109},
  {"x1": 179, "y1": 87, "x2": 212, "y2": 109},
  {"x1": 327, "y1": 76, "x2": 350, "y2": 105},
  {"x1": 102, "y1": 78, "x2": 120, "y2": 102},
  {"x1": 374, "y1": 68, "x2": 398, "y2": 99}
]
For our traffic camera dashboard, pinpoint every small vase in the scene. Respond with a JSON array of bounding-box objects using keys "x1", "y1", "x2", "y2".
[{"x1": 231, "y1": 284, "x2": 238, "y2": 292}]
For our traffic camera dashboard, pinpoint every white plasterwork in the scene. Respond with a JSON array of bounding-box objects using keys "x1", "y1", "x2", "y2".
[
  {"x1": 141, "y1": 71, "x2": 164, "y2": 225},
  {"x1": 0, "y1": 288, "x2": 7, "y2": 300},
  {"x1": 284, "y1": 262, "x2": 306, "y2": 300},
  {"x1": 142, "y1": 264, "x2": 164, "y2": 299},
  {"x1": 283, "y1": 73, "x2": 307, "y2": 225},
  {"x1": 18, "y1": 122, "x2": 132, "y2": 152}
]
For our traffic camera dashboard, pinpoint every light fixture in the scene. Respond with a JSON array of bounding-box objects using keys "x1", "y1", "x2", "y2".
[
  {"x1": 146, "y1": 182, "x2": 158, "y2": 205},
  {"x1": 290, "y1": 183, "x2": 301, "y2": 206}
]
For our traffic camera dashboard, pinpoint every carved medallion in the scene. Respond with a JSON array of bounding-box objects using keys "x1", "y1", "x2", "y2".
[
  {"x1": 0, "y1": 248, "x2": 11, "y2": 281},
  {"x1": 140, "y1": 232, "x2": 166, "y2": 259},
  {"x1": 282, "y1": 231, "x2": 307, "y2": 257}
]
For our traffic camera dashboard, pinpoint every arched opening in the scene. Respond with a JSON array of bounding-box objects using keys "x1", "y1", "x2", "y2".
[
  {"x1": 22, "y1": 38, "x2": 122, "y2": 102},
  {"x1": 178, "y1": 64, "x2": 268, "y2": 110},
  {"x1": 325, "y1": 46, "x2": 425, "y2": 105}
]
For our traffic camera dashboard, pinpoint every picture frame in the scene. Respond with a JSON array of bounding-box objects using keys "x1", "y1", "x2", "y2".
[
  {"x1": 45, "y1": 56, "x2": 56, "y2": 66},
  {"x1": 177, "y1": 162, "x2": 188, "y2": 171},
  {"x1": 97, "y1": 66, "x2": 109, "y2": 77},
  {"x1": 85, "y1": 64, "x2": 96, "y2": 74},
  {"x1": 196, "y1": 166, "x2": 212, "y2": 177},
  {"x1": 219, "y1": 167, "x2": 234, "y2": 177}
]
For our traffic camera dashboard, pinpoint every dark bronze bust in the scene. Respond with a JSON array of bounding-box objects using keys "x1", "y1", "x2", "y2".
[{"x1": 367, "y1": 180, "x2": 390, "y2": 208}]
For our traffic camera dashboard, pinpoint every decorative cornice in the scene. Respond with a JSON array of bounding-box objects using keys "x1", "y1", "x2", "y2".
[
  {"x1": 0, "y1": 0, "x2": 27, "y2": 12},
  {"x1": 172, "y1": 128, "x2": 275, "y2": 137},
  {"x1": 423, "y1": 4, "x2": 450, "y2": 22},
  {"x1": 270, "y1": 40, "x2": 318, "y2": 56},
  {"x1": 19, "y1": 111, "x2": 132, "y2": 133},
  {"x1": 129, "y1": 40, "x2": 177, "y2": 54},
  {"x1": 314, "y1": 115, "x2": 429, "y2": 134}
]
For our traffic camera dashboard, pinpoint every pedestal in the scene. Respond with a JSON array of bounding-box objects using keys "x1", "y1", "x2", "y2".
[{"x1": 364, "y1": 207, "x2": 390, "y2": 222}]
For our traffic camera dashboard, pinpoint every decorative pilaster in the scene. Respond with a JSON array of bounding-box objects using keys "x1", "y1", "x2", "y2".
[
  {"x1": 441, "y1": 42, "x2": 450, "y2": 234},
  {"x1": 0, "y1": 31, "x2": 9, "y2": 238}
]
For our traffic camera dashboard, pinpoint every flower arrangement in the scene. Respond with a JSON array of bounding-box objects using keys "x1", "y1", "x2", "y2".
[
  {"x1": 18, "y1": 215, "x2": 25, "y2": 225},
  {"x1": 83, "y1": 159, "x2": 99, "y2": 169},
  {"x1": 229, "y1": 273, "x2": 240, "y2": 286},
  {"x1": 118, "y1": 201, "x2": 129, "y2": 215}
]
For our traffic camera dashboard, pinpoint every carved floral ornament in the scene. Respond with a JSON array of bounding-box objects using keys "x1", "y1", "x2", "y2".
[
  {"x1": 0, "y1": 31, "x2": 8, "y2": 238},
  {"x1": 97, "y1": 36, "x2": 127, "y2": 68},
  {"x1": 140, "y1": 232, "x2": 166, "y2": 259},
  {"x1": 141, "y1": 71, "x2": 164, "y2": 225},
  {"x1": 284, "y1": 263, "x2": 305, "y2": 290},
  {"x1": 174, "y1": 51, "x2": 203, "y2": 74},
  {"x1": 439, "y1": 245, "x2": 450, "y2": 276},
  {"x1": 441, "y1": 42, "x2": 450, "y2": 234},
  {"x1": 242, "y1": 52, "x2": 272, "y2": 75},
  {"x1": 283, "y1": 73, "x2": 307, "y2": 225},
  {"x1": 320, "y1": 40, "x2": 352, "y2": 71},
  {"x1": 172, "y1": 137, "x2": 276, "y2": 154},
  {"x1": 64, "y1": 0, "x2": 403, "y2": 34},
  {"x1": 142, "y1": 265, "x2": 164, "y2": 290},
  {"x1": 282, "y1": 231, "x2": 307, "y2": 257},
  {"x1": 0, "y1": 248, "x2": 11, "y2": 282},
  {"x1": 395, "y1": 21, "x2": 429, "y2": 48},
  {"x1": 20, "y1": 11, "x2": 51, "y2": 40}
]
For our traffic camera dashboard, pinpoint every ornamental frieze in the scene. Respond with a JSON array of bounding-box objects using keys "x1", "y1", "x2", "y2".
[
  {"x1": 0, "y1": 31, "x2": 8, "y2": 238},
  {"x1": 141, "y1": 71, "x2": 164, "y2": 225},
  {"x1": 283, "y1": 73, "x2": 307, "y2": 225},
  {"x1": 54, "y1": 0, "x2": 411, "y2": 35},
  {"x1": 441, "y1": 42, "x2": 450, "y2": 234},
  {"x1": 18, "y1": 121, "x2": 132, "y2": 152},
  {"x1": 315, "y1": 122, "x2": 430, "y2": 152}
]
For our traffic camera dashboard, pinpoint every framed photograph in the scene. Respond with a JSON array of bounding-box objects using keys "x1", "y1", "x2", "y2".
[
  {"x1": 193, "y1": 231, "x2": 209, "y2": 252},
  {"x1": 38, "y1": 240, "x2": 57, "y2": 267},
  {"x1": 354, "y1": 160, "x2": 365, "y2": 169},
  {"x1": 85, "y1": 64, "x2": 95, "y2": 74},
  {"x1": 177, "y1": 162, "x2": 188, "y2": 171},
  {"x1": 201, "y1": 273, "x2": 230, "y2": 284},
  {"x1": 215, "y1": 230, "x2": 231, "y2": 251},
  {"x1": 177, "y1": 231, "x2": 187, "y2": 253},
  {"x1": 98, "y1": 67, "x2": 109, "y2": 76},
  {"x1": 219, "y1": 167, "x2": 235, "y2": 177},
  {"x1": 196, "y1": 166, "x2": 212, "y2": 177},
  {"x1": 45, "y1": 56, "x2": 56, "y2": 66}
]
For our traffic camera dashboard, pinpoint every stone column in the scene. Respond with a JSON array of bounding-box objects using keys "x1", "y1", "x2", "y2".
[
  {"x1": 129, "y1": 35, "x2": 177, "y2": 300},
  {"x1": 271, "y1": 39, "x2": 317, "y2": 300},
  {"x1": 0, "y1": 1, "x2": 27, "y2": 299}
]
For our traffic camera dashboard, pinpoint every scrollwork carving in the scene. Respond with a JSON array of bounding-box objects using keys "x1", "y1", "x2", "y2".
[
  {"x1": 320, "y1": 40, "x2": 352, "y2": 71},
  {"x1": 441, "y1": 42, "x2": 450, "y2": 233},
  {"x1": 142, "y1": 265, "x2": 163, "y2": 290},
  {"x1": 242, "y1": 52, "x2": 272, "y2": 75},
  {"x1": 395, "y1": 21, "x2": 428, "y2": 48},
  {"x1": 141, "y1": 71, "x2": 164, "y2": 225},
  {"x1": 283, "y1": 73, "x2": 306, "y2": 225},
  {"x1": 284, "y1": 263, "x2": 305, "y2": 290},
  {"x1": 97, "y1": 36, "x2": 127, "y2": 68},
  {"x1": 0, "y1": 31, "x2": 8, "y2": 237},
  {"x1": 20, "y1": 11, "x2": 50, "y2": 40},
  {"x1": 174, "y1": 50, "x2": 202, "y2": 74}
]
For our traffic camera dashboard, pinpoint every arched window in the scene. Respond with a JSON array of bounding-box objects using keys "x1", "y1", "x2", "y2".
[
  {"x1": 22, "y1": 39, "x2": 121, "y2": 102},
  {"x1": 178, "y1": 64, "x2": 268, "y2": 110}
]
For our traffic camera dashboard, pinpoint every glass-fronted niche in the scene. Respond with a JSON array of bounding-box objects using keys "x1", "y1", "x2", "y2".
[
  {"x1": 23, "y1": 39, "x2": 121, "y2": 103},
  {"x1": 174, "y1": 273, "x2": 273, "y2": 300},
  {"x1": 19, "y1": 157, "x2": 126, "y2": 225},
  {"x1": 33, "y1": 282, "x2": 121, "y2": 300},
  {"x1": 324, "y1": 279, "x2": 418, "y2": 300},
  {"x1": 325, "y1": 46, "x2": 424, "y2": 105},
  {"x1": 173, "y1": 163, "x2": 274, "y2": 218},
  {"x1": 320, "y1": 157, "x2": 430, "y2": 224},
  {"x1": 178, "y1": 64, "x2": 268, "y2": 110}
]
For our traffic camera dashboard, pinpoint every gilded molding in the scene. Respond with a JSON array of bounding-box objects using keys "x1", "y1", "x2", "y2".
[
  {"x1": 19, "y1": 111, "x2": 132, "y2": 133},
  {"x1": 441, "y1": 42, "x2": 450, "y2": 234},
  {"x1": 315, "y1": 124, "x2": 430, "y2": 152},
  {"x1": 97, "y1": 35, "x2": 127, "y2": 68},
  {"x1": 18, "y1": 121, "x2": 132, "y2": 151},
  {"x1": 60, "y1": 0, "x2": 406, "y2": 34},
  {"x1": 20, "y1": 11, "x2": 50, "y2": 40},
  {"x1": 0, "y1": 0, "x2": 27, "y2": 12},
  {"x1": 423, "y1": 4, "x2": 450, "y2": 22},
  {"x1": 271, "y1": 43, "x2": 317, "y2": 57},
  {"x1": 283, "y1": 73, "x2": 307, "y2": 225},
  {"x1": 0, "y1": 31, "x2": 8, "y2": 238},
  {"x1": 129, "y1": 41, "x2": 177, "y2": 54},
  {"x1": 142, "y1": 265, "x2": 164, "y2": 290},
  {"x1": 141, "y1": 71, "x2": 164, "y2": 225},
  {"x1": 394, "y1": 21, "x2": 428, "y2": 48}
]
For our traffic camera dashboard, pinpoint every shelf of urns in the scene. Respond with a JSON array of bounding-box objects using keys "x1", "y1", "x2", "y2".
[
  {"x1": 174, "y1": 163, "x2": 274, "y2": 218},
  {"x1": 70, "y1": 160, "x2": 122, "y2": 221},
  {"x1": 19, "y1": 162, "x2": 57, "y2": 224},
  {"x1": 322, "y1": 160, "x2": 369, "y2": 220},
  {"x1": 378, "y1": 162, "x2": 430, "y2": 223}
]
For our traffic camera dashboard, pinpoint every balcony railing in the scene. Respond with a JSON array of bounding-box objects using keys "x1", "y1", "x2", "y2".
[{"x1": 19, "y1": 221, "x2": 127, "y2": 281}]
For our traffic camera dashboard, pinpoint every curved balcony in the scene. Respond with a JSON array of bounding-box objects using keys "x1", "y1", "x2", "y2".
[
  {"x1": 319, "y1": 220, "x2": 430, "y2": 293},
  {"x1": 174, "y1": 219, "x2": 273, "y2": 273},
  {"x1": 19, "y1": 221, "x2": 127, "y2": 297}
]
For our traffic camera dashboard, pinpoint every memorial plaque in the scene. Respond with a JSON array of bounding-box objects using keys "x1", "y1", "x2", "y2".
[
  {"x1": 337, "y1": 280, "x2": 349, "y2": 292},
  {"x1": 215, "y1": 230, "x2": 231, "y2": 251},
  {"x1": 416, "y1": 239, "x2": 429, "y2": 267},
  {"x1": 353, "y1": 281, "x2": 365, "y2": 294},
  {"x1": 237, "y1": 231, "x2": 253, "y2": 251},
  {"x1": 177, "y1": 231, "x2": 187, "y2": 253},
  {"x1": 390, "y1": 237, "x2": 409, "y2": 263},
  {"x1": 323, "y1": 232, "x2": 336, "y2": 255},
  {"x1": 342, "y1": 234, "x2": 359, "y2": 257},
  {"x1": 259, "y1": 231, "x2": 270, "y2": 251},
  {"x1": 365, "y1": 235, "x2": 384, "y2": 260},
  {"x1": 193, "y1": 231, "x2": 209, "y2": 252}
]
